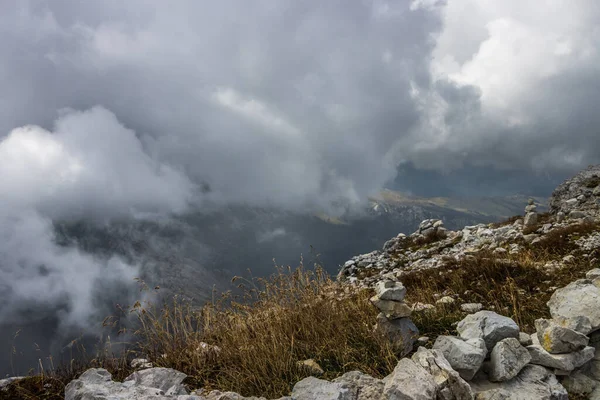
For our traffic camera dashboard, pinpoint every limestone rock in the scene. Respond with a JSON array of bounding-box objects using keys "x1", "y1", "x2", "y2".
[
  {"x1": 548, "y1": 279, "x2": 600, "y2": 330},
  {"x1": 587, "y1": 268, "x2": 600, "y2": 280},
  {"x1": 131, "y1": 358, "x2": 153, "y2": 369},
  {"x1": 488, "y1": 338, "x2": 531, "y2": 382},
  {"x1": 383, "y1": 358, "x2": 437, "y2": 400},
  {"x1": 65, "y1": 368, "x2": 194, "y2": 400},
  {"x1": 411, "y1": 347, "x2": 474, "y2": 399},
  {"x1": 470, "y1": 365, "x2": 567, "y2": 400},
  {"x1": 436, "y1": 296, "x2": 455, "y2": 305},
  {"x1": 461, "y1": 303, "x2": 483, "y2": 313},
  {"x1": 332, "y1": 371, "x2": 384, "y2": 400},
  {"x1": 456, "y1": 311, "x2": 520, "y2": 351},
  {"x1": 375, "y1": 313, "x2": 418, "y2": 357},
  {"x1": 527, "y1": 343, "x2": 595, "y2": 371},
  {"x1": 370, "y1": 295, "x2": 412, "y2": 319},
  {"x1": 433, "y1": 336, "x2": 487, "y2": 381},
  {"x1": 375, "y1": 280, "x2": 406, "y2": 301},
  {"x1": 291, "y1": 376, "x2": 355, "y2": 400},
  {"x1": 534, "y1": 318, "x2": 589, "y2": 354},
  {"x1": 561, "y1": 371, "x2": 598, "y2": 396}
]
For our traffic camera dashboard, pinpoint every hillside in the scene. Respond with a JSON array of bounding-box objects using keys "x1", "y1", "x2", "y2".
[{"x1": 2, "y1": 167, "x2": 598, "y2": 399}]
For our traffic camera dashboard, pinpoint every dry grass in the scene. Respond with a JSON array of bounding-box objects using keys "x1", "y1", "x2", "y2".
[
  {"x1": 125, "y1": 265, "x2": 397, "y2": 398},
  {"x1": 405, "y1": 221, "x2": 600, "y2": 342}
]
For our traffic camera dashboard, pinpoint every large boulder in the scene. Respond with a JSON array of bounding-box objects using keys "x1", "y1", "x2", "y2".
[
  {"x1": 291, "y1": 376, "x2": 355, "y2": 400},
  {"x1": 470, "y1": 365, "x2": 568, "y2": 399},
  {"x1": 411, "y1": 347, "x2": 474, "y2": 399},
  {"x1": 487, "y1": 338, "x2": 531, "y2": 382},
  {"x1": 547, "y1": 279, "x2": 600, "y2": 331},
  {"x1": 534, "y1": 318, "x2": 589, "y2": 354},
  {"x1": 456, "y1": 311, "x2": 520, "y2": 352},
  {"x1": 382, "y1": 358, "x2": 437, "y2": 399},
  {"x1": 432, "y1": 336, "x2": 487, "y2": 381},
  {"x1": 65, "y1": 368, "x2": 195, "y2": 400}
]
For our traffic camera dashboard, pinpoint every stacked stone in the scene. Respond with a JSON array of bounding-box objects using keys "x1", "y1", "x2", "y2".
[
  {"x1": 370, "y1": 280, "x2": 419, "y2": 357},
  {"x1": 523, "y1": 198, "x2": 538, "y2": 229},
  {"x1": 415, "y1": 219, "x2": 447, "y2": 238}
]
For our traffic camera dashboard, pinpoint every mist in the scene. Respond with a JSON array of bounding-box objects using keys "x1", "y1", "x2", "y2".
[{"x1": 1, "y1": 0, "x2": 600, "y2": 375}]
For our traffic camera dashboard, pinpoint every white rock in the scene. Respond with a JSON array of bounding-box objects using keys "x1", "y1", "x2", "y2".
[
  {"x1": 534, "y1": 318, "x2": 589, "y2": 354},
  {"x1": 432, "y1": 336, "x2": 486, "y2": 381},
  {"x1": 292, "y1": 376, "x2": 354, "y2": 400},
  {"x1": 470, "y1": 365, "x2": 567, "y2": 400},
  {"x1": 527, "y1": 344, "x2": 595, "y2": 371},
  {"x1": 436, "y1": 296, "x2": 455, "y2": 305},
  {"x1": 456, "y1": 311, "x2": 520, "y2": 351},
  {"x1": 488, "y1": 338, "x2": 531, "y2": 382},
  {"x1": 548, "y1": 279, "x2": 600, "y2": 330},
  {"x1": 332, "y1": 371, "x2": 383, "y2": 400},
  {"x1": 370, "y1": 295, "x2": 412, "y2": 319},
  {"x1": 131, "y1": 358, "x2": 153, "y2": 369},
  {"x1": 375, "y1": 281, "x2": 406, "y2": 301},
  {"x1": 587, "y1": 268, "x2": 600, "y2": 280},
  {"x1": 383, "y1": 358, "x2": 436, "y2": 399},
  {"x1": 461, "y1": 303, "x2": 483, "y2": 313},
  {"x1": 65, "y1": 368, "x2": 191, "y2": 400},
  {"x1": 411, "y1": 347, "x2": 473, "y2": 399}
]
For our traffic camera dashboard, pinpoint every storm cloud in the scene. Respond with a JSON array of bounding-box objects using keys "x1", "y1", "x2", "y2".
[{"x1": 1, "y1": 0, "x2": 600, "y2": 372}]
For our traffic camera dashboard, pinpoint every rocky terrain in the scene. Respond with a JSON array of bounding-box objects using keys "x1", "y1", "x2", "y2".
[{"x1": 2, "y1": 166, "x2": 600, "y2": 399}]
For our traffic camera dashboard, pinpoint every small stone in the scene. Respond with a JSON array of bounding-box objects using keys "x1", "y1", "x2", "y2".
[
  {"x1": 461, "y1": 303, "x2": 483, "y2": 313},
  {"x1": 570, "y1": 210, "x2": 586, "y2": 219},
  {"x1": 524, "y1": 212, "x2": 538, "y2": 227},
  {"x1": 557, "y1": 212, "x2": 566, "y2": 222},
  {"x1": 417, "y1": 336, "x2": 430, "y2": 346},
  {"x1": 130, "y1": 358, "x2": 153, "y2": 369},
  {"x1": 488, "y1": 338, "x2": 531, "y2": 382},
  {"x1": 296, "y1": 359, "x2": 324, "y2": 376},
  {"x1": 436, "y1": 296, "x2": 455, "y2": 305},
  {"x1": 370, "y1": 295, "x2": 412, "y2": 319},
  {"x1": 587, "y1": 268, "x2": 600, "y2": 280},
  {"x1": 412, "y1": 302, "x2": 435, "y2": 312},
  {"x1": 562, "y1": 255, "x2": 576, "y2": 264},
  {"x1": 375, "y1": 280, "x2": 406, "y2": 301}
]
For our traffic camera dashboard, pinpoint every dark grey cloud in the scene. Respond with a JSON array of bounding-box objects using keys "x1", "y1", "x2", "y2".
[{"x1": 1, "y1": 0, "x2": 600, "y2": 373}]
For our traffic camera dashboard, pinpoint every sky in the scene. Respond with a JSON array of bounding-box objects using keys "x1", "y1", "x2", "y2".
[{"x1": 1, "y1": 0, "x2": 600, "y2": 371}]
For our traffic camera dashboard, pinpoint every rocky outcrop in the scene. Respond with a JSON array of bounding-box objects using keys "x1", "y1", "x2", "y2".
[{"x1": 549, "y1": 164, "x2": 600, "y2": 219}]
